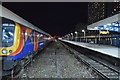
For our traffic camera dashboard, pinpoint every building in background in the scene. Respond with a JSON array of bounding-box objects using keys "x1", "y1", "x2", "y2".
[
  {"x1": 75, "y1": 23, "x2": 87, "y2": 32},
  {"x1": 88, "y1": 2, "x2": 120, "y2": 25}
]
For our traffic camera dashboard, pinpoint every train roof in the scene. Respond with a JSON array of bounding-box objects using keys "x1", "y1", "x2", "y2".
[{"x1": 0, "y1": 5, "x2": 51, "y2": 36}]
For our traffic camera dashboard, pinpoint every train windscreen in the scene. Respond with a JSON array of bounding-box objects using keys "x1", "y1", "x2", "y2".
[{"x1": 2, "y1": 18, "x2": 15, "y2": 47}]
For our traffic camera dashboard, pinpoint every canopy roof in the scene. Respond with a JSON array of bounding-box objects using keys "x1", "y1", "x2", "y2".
[{"x1": 87, "y1": 13, "x2": 120, "y2": 31}]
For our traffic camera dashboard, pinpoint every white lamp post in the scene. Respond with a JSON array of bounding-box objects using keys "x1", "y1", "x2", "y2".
[
  {"x1": 71, "y1": 33, "x2": 73, "y2": 41},
  {"x1": 75, "y1": 31, "x2": 78, "y2": 41},
  {"x1": 67, "y1": 34, "x2": 70, "y2": 40},
  {"x1": 67, "y1": 34, "x2": 69, "y2": 40},
  {"x1": 82, "y1": 30, "x2": 85, "y2": 42}
]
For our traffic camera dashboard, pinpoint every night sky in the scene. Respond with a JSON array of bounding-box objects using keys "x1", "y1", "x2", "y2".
[{"x1": 3, "y1": 2, "x2": 88, "y2": 36}]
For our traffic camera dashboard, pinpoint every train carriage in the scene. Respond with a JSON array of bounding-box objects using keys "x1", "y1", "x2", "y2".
[
  {"x1": 0, "y1": 5, "x2": 51, "y2": 76},
  {"x1": 112, "y1": 36, "x2": 120, "y2": 47}
]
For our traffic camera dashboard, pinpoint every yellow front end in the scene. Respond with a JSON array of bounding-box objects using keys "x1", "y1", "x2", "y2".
[{"x1": 0, "y1": 22, "x2": 21, "y2": 56}]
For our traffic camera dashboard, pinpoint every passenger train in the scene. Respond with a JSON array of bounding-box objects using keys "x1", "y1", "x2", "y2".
[
  {"x1": 0, "y1": 5, "x2": 51, "y2": 76},
  {"x1": 111, "y1": 36, "x2": 120, "y2": 47},
  {"x1": 76, "y1": 35, "x2": 120, "y2": 47}
]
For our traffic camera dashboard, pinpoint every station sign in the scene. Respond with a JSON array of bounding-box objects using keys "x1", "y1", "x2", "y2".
[{"x1": 100, "y1": 30, "x2": 109, "y2": 34}]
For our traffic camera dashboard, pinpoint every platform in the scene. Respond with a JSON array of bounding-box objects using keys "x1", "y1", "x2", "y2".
[{"x1": 60, "y1": 39, "x2": 120, "y2": 59}]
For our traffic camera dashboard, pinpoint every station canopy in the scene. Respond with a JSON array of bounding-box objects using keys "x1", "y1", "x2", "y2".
[{"x1": 87, "y1": 13, "x2": 120, "y2": 33}]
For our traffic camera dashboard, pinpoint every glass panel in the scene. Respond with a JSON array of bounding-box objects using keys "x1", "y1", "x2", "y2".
[
  {"x1": 2, "y1": 18, "x2": 15, "y2": 47},
  {"x1": 30, "y1": 33, "x2": 34, "y2": 43},
  {"x1": 0, "y1": 17, "x2": 2, "y2": 47}
]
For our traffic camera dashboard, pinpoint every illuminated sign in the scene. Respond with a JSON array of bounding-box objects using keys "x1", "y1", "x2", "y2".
[
  {"x1": 97, "y1": 22, "x2": 120, "y2": 33},
  {"x1": 100, "y1": 31, "x2": 109, "y2": 34}
]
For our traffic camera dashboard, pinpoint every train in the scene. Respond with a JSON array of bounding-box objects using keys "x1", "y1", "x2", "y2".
[
  {"x1": 87, "y1": 35, "x2": 120, "y2": 47},
  {"x1": 68, "y1": 35, "x2": 120, "y2": 48},
  {"x1": 0, "y1": 5, "x2": 51, "y2": 76},
  {"x1": 111, "y1": 36, "x2": 120, "y2": 47}
]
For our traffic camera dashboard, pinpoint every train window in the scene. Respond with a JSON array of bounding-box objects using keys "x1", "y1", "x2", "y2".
[
  {"x1": 37, "y1": 34, "x2": 40, "y2": 42},
  {"x1": 30, "y1": 33, "x2": 34, "y2": 43},
  {"x1": 38, "y1": 34, "x2": 43, "y2": 41},
  {"x1": 2, "y1": 17, "x2": 15, "y2": 47},
  {"x1": 40, "y1": 34, "x2": 44, "y2": 41},
  {"x1": 22, "y1": 30, "x2": 26, "y2": 42}
]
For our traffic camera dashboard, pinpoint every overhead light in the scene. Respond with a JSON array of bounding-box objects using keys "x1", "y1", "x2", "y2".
[
  {"x1": 75, "y1": 31, "x2": 77, "y2": 34},
  {"x1": 107, "y1": 23, "x2": 111, "y2": 26},
  {"x1": 114, "y1": 24, "x2": 119, "y2": 26},
  {"x1": 94, "y1": 27, "x2": 98, "y2": 29},
  {"x1": 82, "y1": 30, "x2": 85, "y2": 32},
  {"x1": 112, "y1": 23, "x2": 116, "y2": 25},
  {"x1": 103, "y1": 25, "x2": 107, "y2": 27}
]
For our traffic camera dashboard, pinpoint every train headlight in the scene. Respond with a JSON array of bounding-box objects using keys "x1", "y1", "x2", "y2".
[
  {"x1": 9, "y1": 50, "x2": 12, "y2": 53},
  {"x1": 2, "y1": 49, "x2": 7, "y2": 54}
]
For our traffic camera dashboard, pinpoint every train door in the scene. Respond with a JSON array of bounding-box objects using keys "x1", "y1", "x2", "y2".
[{"x1": 34, "y1": 32, "x2": 38, "y2": 51}]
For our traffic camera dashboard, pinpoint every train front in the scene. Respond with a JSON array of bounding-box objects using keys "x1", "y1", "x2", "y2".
[{"x1": 0, "y1": 17, "x2": 20, "y2": 76}]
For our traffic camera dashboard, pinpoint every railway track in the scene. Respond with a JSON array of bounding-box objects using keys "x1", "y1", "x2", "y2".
[
  {"x1": 77, "y1": 55, "x2": 119, "y2": 79},
  {"x1": 60, "y1": 41, "x2": 120, "y2": 80}
]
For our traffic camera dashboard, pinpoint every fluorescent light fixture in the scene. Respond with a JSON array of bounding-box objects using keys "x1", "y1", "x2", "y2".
[
  {"x1": 82, "y1": 30, "x2": 85, "y2": 32},
  {"x1": 75, "y1": 31, "x2": 77, "y2": 34},
  {"x1": 94, "y1": 27, "x2": 98, "y2": 29},
  {"x1": 103, "y1": 25, "x2": 107, "y2": 27},
  {"x1": 114, "y1": 24, "x2": 119, "y2": 26},
  {"x1": 107, "y1": 23, "x2": 111, "y2": 26}
]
